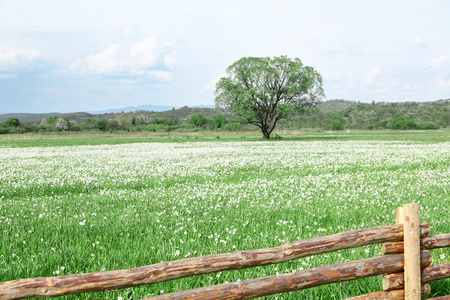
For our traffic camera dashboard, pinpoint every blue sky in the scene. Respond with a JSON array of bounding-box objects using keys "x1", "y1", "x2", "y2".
[{"x1": 1, "y1": 0, "x2": 449, "y2": 113}]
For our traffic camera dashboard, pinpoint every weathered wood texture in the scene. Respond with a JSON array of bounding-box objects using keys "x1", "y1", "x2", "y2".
[
  {"x1": 426, "y1": 296, "x2": 450, "y2": 300},
  {"x1": 396, "y1": 207, "x2": 405, "y2": 225},
  {"x1": 344, "y1": 284, "x2": 430, "y2": 300},
  {"x1": 145, "y1": 252, "x2": 433, "y2": 300},
  {"x1": 383, "y1": 263, "x2": 450, "y2": 291},
  {"x1": 0, "y1": 223, "x2": 431, "y2": 300},
  {"x1": 403, "y1": 203, "x2": 421, "y2": 300},
  {"x1": 382, "y1": 234, "x2": 450, "y2": 255}
]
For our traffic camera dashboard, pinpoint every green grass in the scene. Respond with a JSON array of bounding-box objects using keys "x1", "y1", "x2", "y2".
[
  {"x1": 1, "y1": 128, "x2": 450, "y2": 148},
  {"x1": 1, "y1": 131, "x2": 449, "y2": 299}
]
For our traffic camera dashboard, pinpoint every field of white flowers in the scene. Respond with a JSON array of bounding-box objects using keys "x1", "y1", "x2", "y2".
[{"x1": 1, "y1": 140, "x2": 449, "y2": 299}]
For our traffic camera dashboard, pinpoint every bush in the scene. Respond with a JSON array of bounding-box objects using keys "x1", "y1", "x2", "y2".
[
  {"x1": 189, "y1": 113, "x2": 207, "y2": 127},
  {"x1": 391, "y1": 117, "x2": 418, "y2": 130},
  {"x1": 222, "y1": 122, "x2": 242, "y2": 130},
  {"x1": 331, "y1": 119, "x2": 344, "y2": 130},
  {"x1": 149, "y1": 118, "x2": 179, "y2": 126},
  {"x1": 94, "y1": 119, "x2": 110, "y2": 131},
  {"x1": 4, "y1": 118, "x2": 20, "y2": 127},
  {"x1": 130, "y1": 124, "x2": 175, "y2": 132},
  {"x1": 6, "y1": 127, "x2": 26, "y2": 134},
  {"x1": 417, "y1": 122, "x2": 439, "y2": 130}
]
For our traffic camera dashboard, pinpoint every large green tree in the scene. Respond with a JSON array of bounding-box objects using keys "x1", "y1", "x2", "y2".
[{"x1": 215, "y1": 56, "x2": 324, "y2": 139}]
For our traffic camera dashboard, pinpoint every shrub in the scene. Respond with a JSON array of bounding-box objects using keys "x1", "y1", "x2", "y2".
[
  {"x1": 417, "y1": 122, "x2": 439, "y2": 130},
  {"x1": 331, "y1": 119, "x2": 344, "y2": 130},
  {"x1": 4, "y1": 118, "x2": 20, "y2": 127},
  {"x1": 391, "y1": 117, "x2": 418, "y2": 130},
  {"x1": 149, "y1": 118, "x2": 179, "y2": 126},
  {"x1": 222, "y1": 122, "x2": 242, "y2": 130},
  {"x1": 94, "y1": 119, "x2": 110, "y2": 131},
  {"x1": 130, "y1": 124, "x2": 175, "y2": 132}
]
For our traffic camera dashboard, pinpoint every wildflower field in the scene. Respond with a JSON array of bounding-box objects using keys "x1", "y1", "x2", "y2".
[{"x1": 1, "y1": 133, "x2": 450, "y2": 299}]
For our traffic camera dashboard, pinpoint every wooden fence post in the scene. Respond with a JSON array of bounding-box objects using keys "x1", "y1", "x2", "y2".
[
  {"x1": 403, "y1": 203, "x2": 421, "y2": 300},
  {"x1": 396, "y1": 206, "x2": 405, "y2": 225}
]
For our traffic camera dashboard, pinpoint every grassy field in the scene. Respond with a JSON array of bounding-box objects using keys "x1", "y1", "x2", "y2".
[{"x1": 1, "y1": 129, "x2": 449, "y2": 299}]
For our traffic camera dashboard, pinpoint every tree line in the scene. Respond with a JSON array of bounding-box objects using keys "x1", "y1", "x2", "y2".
[
  {"x1": 0, "y1": 110, "x2": 242, "y2": 134},
  {"x1": 1, "y1": 99, "x2": 448, "y2": 135}
]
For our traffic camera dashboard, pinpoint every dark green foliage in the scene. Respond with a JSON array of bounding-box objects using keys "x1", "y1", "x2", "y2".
[
  {"x1": 47, "y1": 115, "x2": 58, "y2": 126},
  {"x1": 215, "y1": 56, "x2": 324, "y2": 139},
  {"x1": 331, "y1": 119, "x2": 344, "y2": 130},
  {"x1": 417, "y1": 122, "x2": 439, "y2": 130},
  {"x1": 82, "y1": 119, "x2": 96, "y2": 131},
  {"x1": 4, "y1": 118, "x2": 20, "y2": 127},
  {"x1": 130, "y1": 124, "x2": 175, "y2": 132},
  {"x1": 390, "y1": 117, "x2": 417, "y2": 130},
  {"x1": 189, "y1": 113, "x2": 207, "y2": 127},
  {"x1": 149, "y1": 118, "x2": 179, "y2": 126},
  {"x1": 211, "y1": 114, "x2": 226, "y2": 129},
  {"x1": 94, "y1": 118, "x2": 110, "y2": 131}
]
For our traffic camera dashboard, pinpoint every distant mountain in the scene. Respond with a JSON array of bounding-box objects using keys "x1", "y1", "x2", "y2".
[
  {"x1": 88, "y1": 104, "x2": 178, "y2": 114},
  {"x1": 0, "y1": 112, "x2": 62, "y2": 123}
]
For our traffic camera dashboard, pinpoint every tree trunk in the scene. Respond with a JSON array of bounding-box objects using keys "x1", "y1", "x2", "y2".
[{"x1": 261, "y1": 126, "x2": 271, "y2": 139}]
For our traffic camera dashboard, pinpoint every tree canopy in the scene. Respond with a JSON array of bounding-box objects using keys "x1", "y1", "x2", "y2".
[{"x1": 215, "y1": 56, "x2": 324, "y2": 139}]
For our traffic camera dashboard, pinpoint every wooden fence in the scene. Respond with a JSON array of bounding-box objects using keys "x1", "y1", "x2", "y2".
[{"x1": 1, "y1": 203, "x2": 449, "y2": 300}]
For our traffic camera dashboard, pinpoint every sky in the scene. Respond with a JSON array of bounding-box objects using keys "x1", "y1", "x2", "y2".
[{"x1": 1, "y1": 0, "x2": 450, "y2": 113}]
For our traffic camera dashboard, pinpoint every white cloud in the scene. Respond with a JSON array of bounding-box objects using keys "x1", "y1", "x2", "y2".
[
  {"x1": 70, "y1": 44, "x2": 122, "y2": 75},
  {"x1": 362, "y1": 67, "x2": 381, "y2": 84},
  {"x1": 425, "y1": 55, "x2": 449, "y2": 70},
  {"x1": 0, "y1": 48, "x2": 41, "y2": 76},
  {"x1": 131, "y1": 37, "x2": 158, "y2": 68},
  {"x1": 70, "y1": 37, "x2": 175, "y2": 82},
  {"x1": 122, "y1": 22, "x2": 137, "y2": 38},
  {"x1": 203, "y1": 73, "x2": 227, "y2": 90},
  {"x1": 410, "y1": 34, "x2": 423, "y2": 44},
  {"x1": 147, "y1": 70, "x2": 172, "y2": 82},
  {"x1": 164, "y1": 55, "x2": 175, "y2": 69},
  {"x1": 435, "y1": 77, "x2": 450, "y2": 90},
  {"x1": 0, "y1": 48, "x2": 40, "y2": 66}
]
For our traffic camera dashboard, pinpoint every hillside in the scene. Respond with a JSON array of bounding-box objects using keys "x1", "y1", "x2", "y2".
[
  {"x1": 292, "y1": 99, "x2": 450, "y2": 130},
  {"x1": 1, "y1": 99, "x2": 450, "y2": 133}
]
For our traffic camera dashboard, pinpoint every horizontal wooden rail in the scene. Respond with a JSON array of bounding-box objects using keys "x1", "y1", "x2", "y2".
[
  {"x1": 344, "y1": 284, "x2": 430, "y2": 300},
  {"x1": 383, "y1": 263, "x2": 450, "y2": 291},
  {"x1": 382, "y1": 234, "x2": 450, "y2": 254},
  {"x1": 0, "y1": 223, "x2": 430, "y2": 300},
  {"x1": 427, "y1": 296, "x2": 450, "y2": 300},
  {"x1": 145, "y1": 252, "x2": 433, "y2": 300}
]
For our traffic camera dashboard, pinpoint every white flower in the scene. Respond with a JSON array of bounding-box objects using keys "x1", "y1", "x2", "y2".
[
  {"x1": 440, "y1": 254, "x2": 446, "y2": 260},
  {"x1": 79, "y1": 220, "x2": 86, "y2": 226}
]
